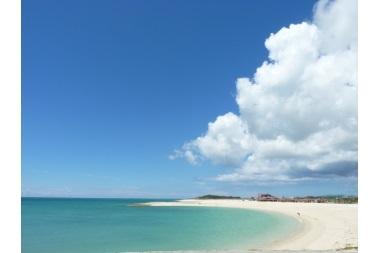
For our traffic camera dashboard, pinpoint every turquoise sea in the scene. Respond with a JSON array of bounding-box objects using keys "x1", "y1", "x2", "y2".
[{"x1": 22, "y1": 198, "x2": 298, "y2": 253}]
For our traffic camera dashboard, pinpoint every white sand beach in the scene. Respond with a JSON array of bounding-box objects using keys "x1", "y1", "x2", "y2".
[{"x1": 145, "y1": 199, "x2": 357, "y2": 251}]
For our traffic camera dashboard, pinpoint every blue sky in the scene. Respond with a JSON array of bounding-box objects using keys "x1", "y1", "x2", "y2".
[{"x1": 22, "y1": 0, "x2": 357, "y2": 198}]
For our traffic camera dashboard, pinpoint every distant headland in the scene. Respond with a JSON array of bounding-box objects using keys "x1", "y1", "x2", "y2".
[{"x1": 196, "y1": 194, "x2": 241, "y2": 200}]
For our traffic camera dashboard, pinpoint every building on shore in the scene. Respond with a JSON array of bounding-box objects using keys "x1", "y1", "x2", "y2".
[{"x1": 257, "y1": 193, "x2": 279, "y2": 201}]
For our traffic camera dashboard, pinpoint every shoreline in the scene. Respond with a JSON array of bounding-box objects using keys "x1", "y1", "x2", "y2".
[{"x1": 143, "y1": 199, "x2": 357, "y2": 251}]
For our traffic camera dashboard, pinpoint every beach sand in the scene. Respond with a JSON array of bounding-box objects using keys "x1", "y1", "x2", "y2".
[{"x1": 144, "y1": 199, "x2": 357, "y2": 251}]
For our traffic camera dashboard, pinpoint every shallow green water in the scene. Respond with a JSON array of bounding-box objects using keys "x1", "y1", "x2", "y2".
[{"x1": 22, "y1": 198, "x2": 298, "y2": 253}]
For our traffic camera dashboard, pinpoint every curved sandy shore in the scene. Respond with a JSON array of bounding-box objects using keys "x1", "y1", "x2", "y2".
[{"x1": 144, "y1": 199, "x2": 357, "y2": 251}]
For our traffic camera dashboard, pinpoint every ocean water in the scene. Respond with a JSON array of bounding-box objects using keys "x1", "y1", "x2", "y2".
[{"x1": 22, "y1": 198, "x2": 298, "y2": 253}]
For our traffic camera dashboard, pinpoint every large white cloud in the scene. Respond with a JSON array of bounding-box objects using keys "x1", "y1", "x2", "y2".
[{"x1": 172, "y1": 0, "x2": 357, "y2": 182}]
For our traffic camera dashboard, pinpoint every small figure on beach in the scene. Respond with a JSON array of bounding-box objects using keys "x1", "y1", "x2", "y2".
[{"x1": 297, "y1": 212, "x2": 301, "y2": 216}]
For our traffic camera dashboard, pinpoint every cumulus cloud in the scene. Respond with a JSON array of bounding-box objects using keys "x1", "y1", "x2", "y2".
[{"x1": 172, "y1": 0, "x2": 357, "y2": 182}]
